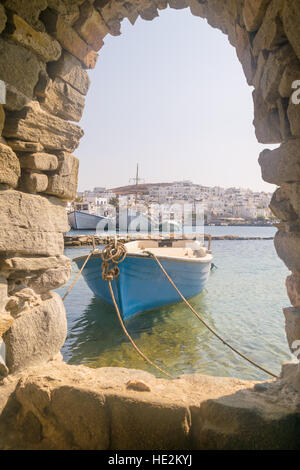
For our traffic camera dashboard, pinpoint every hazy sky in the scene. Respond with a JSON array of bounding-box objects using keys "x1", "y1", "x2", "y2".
[{"x1": 75, "y1": 8, "x2": 277, "y2": 193}]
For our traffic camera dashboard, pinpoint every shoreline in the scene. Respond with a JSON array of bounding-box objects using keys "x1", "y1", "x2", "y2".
[{"x1": 64, "y1": 234, "x2": 274, "y2": 247}]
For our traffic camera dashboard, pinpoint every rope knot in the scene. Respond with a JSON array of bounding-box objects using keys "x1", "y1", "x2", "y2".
[{"x1": 101, "y1": 239, "x2": 126, "y2": 281}]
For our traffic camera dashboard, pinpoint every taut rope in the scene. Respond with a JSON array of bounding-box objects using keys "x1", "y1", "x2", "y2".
[{"x1": 145, "y1": 250, "x2": 279, "y2": 379}]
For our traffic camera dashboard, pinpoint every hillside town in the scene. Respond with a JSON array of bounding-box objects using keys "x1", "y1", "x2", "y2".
[{"x1": 71, "y1": 180, "x2": 275, "y2": 226}]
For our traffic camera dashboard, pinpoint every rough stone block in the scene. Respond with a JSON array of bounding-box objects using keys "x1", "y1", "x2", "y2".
[
  {"x1": 0, "y1": 105, "x2": 4, "y2": 135},
  {"x1": 188, "y1": 0, "x2": 207, "y2": 18},
  {"x1": 6, "y1": 287, "x2": 41, "y2": 317},
  {"x1": 252, "y1": 90, "x2": 282, "y2": 144},
  {"x1": 139, "y1": 5, "x2": 159, "y2": 21},
  {"x1": 4, "y1": 83, "x2": 31, "y2": 111},
  {"x1": 252, "y1": 51, "x2": 267, "y2": 89},
  {"x1": 48, "y1": 51, "x2": 90, "y2": 96},
  {"x1": 0, "y1": 189, "x2": 68, "y2": 256},
  {"x1": 94, "y1": 0, "x2": 123, "y2": 36},
  {"x1": 0, "y1": 4, "x2": 7, "y2": 33},
  {"x1": 7, "y1": 14, "x2": 62, "y2": 62},
  {"x1": 286, "y1": 272, "x2": 300, "y2": 308},
  {"x1": 283, "y1": 307, "x2": 300, "y2": 355},
  {"x1": 153, "y1": 0, "x2": 168, "y2": 10},
  {"x1": 3, "y1": 292, "x2": 67, "y2": 373},
  {"x1": 47, "y1": 0, "x2": 82, "y2": 25},
  {"x1": 0, "y1": 276, "x2": 8, "y2": 312},
  {"x1": 51, "y1": 387, "x2": 109, "y2": 449},
  {"x1": 193, "y1": 387, "x2": 300, "y2": 449},
  {"x1": 260, "y1": 45, "x2": 295, "y2": 105},
  {"x1": 169, "y1": 0, "x2": 187, "y2": 9},
  {"x1": 41, "y1": 9, "x2": 98, "y2": 69},
  {"x1": 40, "y1": 78, "x2": 85, "y2": 122},
  {"x1": 3, "y1": 102, "x2": 84, "y2": 153},
  {"x1": 252, "y1": 0, "x2": 286, "y2": 57},
  {"x1": 107, "y1": 394, "x2": 191, "y2": 449},
  {"x1": 243, "y1": 0, "x2": 271, "y2": 32},
  {"x1": 287, "y1": 101, "x2": 300, "y2": 138},
  {"x1": 235, "y1": 25, "x2": 255, "y2": 85},
  {"x1": 269, "y1": 186, "x2": 297, "y2": 222},
  {"x1": 6, "y1": 140, "x2": 44, "y2": 153},
  {"x1": 46, "y1": 152, "x2": 79, "y2": 200},
  {"x1": 21, "y1": 171, "x2": 49, "y2": 194},
  {"x1": 15, "y1": 371, "x2": 110, "y2": 449},
  {"x1": 285, "y1": 183, "x2": 300, "y2": 219},
  {"x1": 0, "y1": 38, "x2": 43, "y2": 100},
  {"x1": 279, "y1": 58, "x2": 300, "y2": 99},
  {"x1": 258, "y1": 140, "x2": 300, "y2": 185},
  {"x1": 274, "y1": 229, "x2": 300, "y2": 272},
  {"x1": 0, "y1": 189, "x2": 69, "y2": 233},
  {"x1": 19, "y1": 153, "x2": 58, "y2": 171},
  {"x1": 3, "y1": 0, "x2": 47, "y2": 31},
  {"x1": 23, "y1": 264, "x2": 71, "y2": 294},
  {"x1": 122, "y1": 2, "x2": 139, "y2": 25},
  {"x1": 75, "y1": 1, "x2": 108, "y2": 50},
  {"x1": 0, "y1": 142, "x2": 20, "y2": 188},
  {"x1": 0, "y1": 255, "x2": 70, "y2": 274},
  {"x1": 0, "y1": 312, "x2": 14, "y2": 337},
  {"x1": 277, "y1": 97, "x2": 291, "y2": 140},
  {"x1": 282, "y1": 0, "x2": 300, "y2": 61}
]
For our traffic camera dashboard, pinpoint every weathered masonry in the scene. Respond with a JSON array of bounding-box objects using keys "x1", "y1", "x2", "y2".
[{"x1": 0, "y1": 0, "x2": 299, "y2": 450}]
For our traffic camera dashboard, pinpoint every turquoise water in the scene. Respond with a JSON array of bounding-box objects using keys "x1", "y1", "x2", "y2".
[{"x1": 58, "y1": 226, "x2": 292, "y2": 381}]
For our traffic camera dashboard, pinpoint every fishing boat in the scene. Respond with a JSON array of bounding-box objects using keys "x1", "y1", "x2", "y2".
[
  {"x1": 74, "y1": 239, "x2": 213, "y2": 321},
  {"x1": 112, "y1": 208, "x2": 158, "y2": 232},
  {"x1": 68, "y1": 210, "x2": 110, "y2": 230}
]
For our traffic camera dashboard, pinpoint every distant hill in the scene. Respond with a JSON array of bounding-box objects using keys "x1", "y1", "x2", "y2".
[{"x1": 110, "y1": 182, "x2": 171, "y2": 195}]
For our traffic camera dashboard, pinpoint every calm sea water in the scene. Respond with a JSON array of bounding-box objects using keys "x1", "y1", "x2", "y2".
[{"x1": 58, "y1": 226, "x2": 292, "y2": 381}]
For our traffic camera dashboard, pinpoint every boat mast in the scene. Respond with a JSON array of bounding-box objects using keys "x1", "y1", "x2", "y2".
[{"x1": 129, "y1": 163, "x2": 144, "y2": 204}]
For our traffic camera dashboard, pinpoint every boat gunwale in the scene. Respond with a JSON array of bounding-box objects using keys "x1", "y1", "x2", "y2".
[{"x1": 73, "y1": 251, "x2": 213, "y2": 264}]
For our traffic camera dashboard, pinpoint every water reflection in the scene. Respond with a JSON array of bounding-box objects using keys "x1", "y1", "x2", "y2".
[{"x1": 64, "y1": 292, "x2": 217, "y2": 377}]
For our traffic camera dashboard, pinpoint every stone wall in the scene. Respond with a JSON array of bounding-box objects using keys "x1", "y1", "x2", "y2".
[{"x1": 0, "y1": 0, "x2": 299, "y2": 449}]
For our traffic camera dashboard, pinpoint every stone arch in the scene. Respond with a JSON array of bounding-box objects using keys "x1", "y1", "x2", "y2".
[{"x1": 0, "y1": 0, "x2": 300, "y2": 449}]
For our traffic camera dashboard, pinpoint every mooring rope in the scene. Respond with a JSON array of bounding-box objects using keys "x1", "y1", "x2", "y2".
[
  {"x1": 62, "y1": 237, "x2": 279, "y2": 380},
  {"x1": 101, "y1": 240, "x2": 173, "y2": 379},
  {"x1": 62, "y1": 248, "x2": 99, "y2": 301},
  {"x1": 145, "y1": 250, "x2": 279, "y2": 379}
]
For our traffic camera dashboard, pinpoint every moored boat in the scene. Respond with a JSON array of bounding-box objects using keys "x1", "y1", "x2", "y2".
[
  {"x1": 74, "y1": 239, "x2": 213, "y2": 320},
  {"x1": 68, "y1": 210, "x2": 110, "y2": 230}
]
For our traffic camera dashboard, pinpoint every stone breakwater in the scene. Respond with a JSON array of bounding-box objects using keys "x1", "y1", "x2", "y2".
[
  {"x1": 0, "y1": 0, "x2": 299, "y2": 450},
  {"x1": 64, "y1": 234, "x2": 275, "y2": 247}
]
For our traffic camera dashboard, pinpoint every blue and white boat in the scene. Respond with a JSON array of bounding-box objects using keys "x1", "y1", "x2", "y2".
[{"x1": 74, "y1": 239, "x2": 213, "y2": 321}]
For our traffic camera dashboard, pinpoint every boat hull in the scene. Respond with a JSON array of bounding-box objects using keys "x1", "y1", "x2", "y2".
[
  {"x1": 68, "y1": 211, "x2": 109, "y2": 230},
  {"x1": 74, "y1": 254, "x2": 211, "y2": 321}
]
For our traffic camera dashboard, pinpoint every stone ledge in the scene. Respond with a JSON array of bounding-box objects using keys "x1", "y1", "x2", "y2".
[{"x1": 0, "y1": 361, "x2": 299, "y2": 450}]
